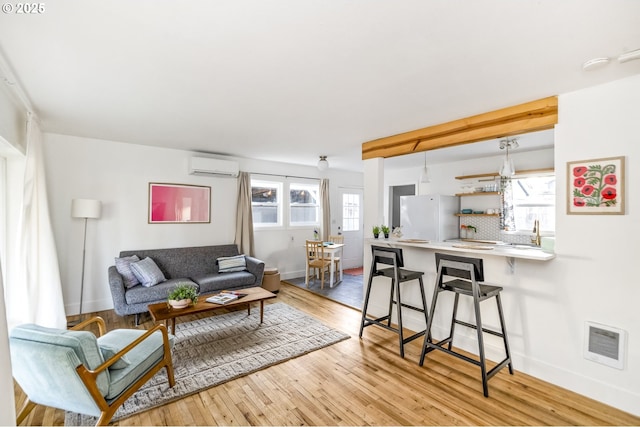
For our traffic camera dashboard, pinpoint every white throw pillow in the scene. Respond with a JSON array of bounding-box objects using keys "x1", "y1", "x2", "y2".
[{"x1": 218, "y1": 255, "x2": 246, "y2": 273}]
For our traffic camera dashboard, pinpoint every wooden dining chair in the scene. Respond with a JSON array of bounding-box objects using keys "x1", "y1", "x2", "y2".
[{"x1": 305, "y1": 240, "x2": 331, "y2": 289}]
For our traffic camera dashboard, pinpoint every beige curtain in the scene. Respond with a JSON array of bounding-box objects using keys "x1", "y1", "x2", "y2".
[
  {"x1": 320, "y1": 178, "x2": 331, "y2": 241},
  {"x1": 234, "y1": 172, "x2": 255, "y2": 256}
]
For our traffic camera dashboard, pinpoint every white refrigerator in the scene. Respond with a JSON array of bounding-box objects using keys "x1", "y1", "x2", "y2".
[{"x1": 400, "y1": 195, "x2": 460, "y2": 241}]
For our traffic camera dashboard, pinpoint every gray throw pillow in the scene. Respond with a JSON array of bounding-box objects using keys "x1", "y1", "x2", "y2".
[
  {"x1": 130, "y1": 257, "x2": 166, "y2": 287},
  {"x1": 218, "y1": 254, "x2": 246, "y2": 273},
  {"x1": 114, "y1": 255, "x2": 141, "y2": 288}
]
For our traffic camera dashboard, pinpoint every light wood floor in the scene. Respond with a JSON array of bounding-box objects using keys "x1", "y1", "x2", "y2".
[{"x1": 14, "y1": 282, "x2": 640, "y2": 426}]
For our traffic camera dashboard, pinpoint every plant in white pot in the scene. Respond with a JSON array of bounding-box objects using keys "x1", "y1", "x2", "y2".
[{"x1": 167, "y1": 283, "x2": 199, "y2": 309}]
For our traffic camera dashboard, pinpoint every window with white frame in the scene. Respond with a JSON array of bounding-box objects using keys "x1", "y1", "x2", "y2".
[
  {"x1": 512, "y1": 174, "x2": 555, "y2": 232},
  {"x1": 342, "y1": 192, "x2": 360, "y2": 231},
  {"x1": 289, "y1": 182, "x2": 319, "y2": 226},
  {"x1": 251, "y1": 180, "x2": 282, "y2": 227}
]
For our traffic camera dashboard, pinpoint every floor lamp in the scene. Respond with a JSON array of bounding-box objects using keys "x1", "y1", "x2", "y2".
[{"x1": 71, "y1": 198, "x2": 102, "y2": 318}]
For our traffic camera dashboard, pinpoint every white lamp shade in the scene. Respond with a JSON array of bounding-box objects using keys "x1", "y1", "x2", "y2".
[{"x1": 71, "y1": 199, "x2": 102, "y2": 219}]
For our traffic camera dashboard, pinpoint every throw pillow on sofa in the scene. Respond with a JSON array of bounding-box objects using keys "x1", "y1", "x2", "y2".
[
  {"x1": 218, "y1": 254, "x2": 246, "y2": 273},
  {"x1": 130, "y1": 257, "x2": 166, "y2": 287},
  {"x1": 114, "y1": 255, "x2": 141, "y2": 288}
]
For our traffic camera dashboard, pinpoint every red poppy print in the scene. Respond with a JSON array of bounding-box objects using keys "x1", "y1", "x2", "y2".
[
  {"x1": 573, "y1": 166, "x2": 587, "y2": 177},
  {"x1": 570, "y1": 158, "x2": 622, "y2": 212}
]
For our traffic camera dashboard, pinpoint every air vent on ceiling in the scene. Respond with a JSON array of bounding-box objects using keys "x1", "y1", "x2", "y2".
[{"x1": 189, "y1": 157, "x2": 239, "y2": 178}]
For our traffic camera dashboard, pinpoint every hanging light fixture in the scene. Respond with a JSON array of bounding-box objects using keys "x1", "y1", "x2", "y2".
[
  {"x1": 317, "y1": 155, "x2": 329, "y2": 171},
  {"x1": 499, "y1": 138, "x2": 519, "y2": 177},
  {"x1": 420, "y1": 152, "x2": 430, "y2": 183}
]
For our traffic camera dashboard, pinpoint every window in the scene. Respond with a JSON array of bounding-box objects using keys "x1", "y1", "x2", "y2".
[
  {"x1": 511, "y1": 175, "x2": 555, "y2": 232},
  {"x1": 251, "y1": 180, "x2": 282, "y2": 227},
  {"x1": 342, "y1": 193, "x2": 360, "y2": 231},
  {"x1": 289, "y1": 183, "x2": 319, "y2": 226},
  {"x1": 250, "y1": 178, "x2": 320, "y2": 228}
]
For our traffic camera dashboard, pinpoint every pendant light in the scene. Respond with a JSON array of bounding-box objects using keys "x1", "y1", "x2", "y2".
[
  {"x1": 499, "y1": 138, "x2": 518, "y2": 177},
  {"x1": 420, "y1": 152, "x2": 430, "y2": 183},
  {"x1": 317, "y1": 155, "x2": 329, "y2": 171}
]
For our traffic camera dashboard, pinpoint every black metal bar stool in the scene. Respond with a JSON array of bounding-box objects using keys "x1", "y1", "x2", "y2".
[
  {"x1": 419, "y1": 253, "x2": 513, "y2": 397},
  {"x1": 359, "y1": 245, "x2": 429, "y2": 358}
]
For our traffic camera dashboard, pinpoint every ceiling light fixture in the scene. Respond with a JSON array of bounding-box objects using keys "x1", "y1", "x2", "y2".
[
  {"x1": 420, "y1": 152, "x2": 431, "y2": 183},
  {"x1": 582, "y1": 57, "x2": 610, "y2": 71},
  {"x1": 499, "y1": 138, "x2": 519, "y2": 177},
  {"x1": 317, "y1": 155, "x2": 329, "y2": 171},
  {"x1": 618, "y1": 48, "x2": 640, "y2": 63}
]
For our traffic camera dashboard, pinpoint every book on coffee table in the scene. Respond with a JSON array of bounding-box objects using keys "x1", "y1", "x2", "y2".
[{"x1": 206, "y1": 293, "x2": 239, "y2": 305}]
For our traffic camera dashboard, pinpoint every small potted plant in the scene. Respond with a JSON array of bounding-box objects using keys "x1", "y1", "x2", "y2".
[
  {"x1": 167, "y1": 283, "x2": 199, "y2": 309},
  {"x1": 381, "y1": 225, "x2": 390, "y2": 239},
  {"x1": 372, "y1": 225, "x2": 381, "y2": 239}
]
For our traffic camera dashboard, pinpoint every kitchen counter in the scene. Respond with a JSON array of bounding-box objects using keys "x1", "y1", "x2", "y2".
[{"x1": 367, "y1": 238, "x2": 555, "y2": 261}]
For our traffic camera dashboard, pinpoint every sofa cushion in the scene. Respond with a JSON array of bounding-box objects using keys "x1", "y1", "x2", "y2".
[
  {"x1": 130, "y1": 257, "x2": 166, "y2": 288},
  {"x1": 125, "y1": 278, "x2": 198, "y2": 305},
  {"x1": 217, "y1": 254, "x2": 246, "y2": 273},
  {"x1": 103, "y1": 329, "x2": 174, "y2": 400},
  {"x1": 114, "y1": 255, "x2": 141, "y2": 288},
  {"x1": 194, "y1": 271, "x2": 256, "y2": 294},
  {"x1": 10, "y1": 324, "x2": 110, "y2": 397}
]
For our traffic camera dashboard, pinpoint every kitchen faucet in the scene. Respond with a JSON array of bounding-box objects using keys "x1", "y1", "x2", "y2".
[{"x1": 531, "y1": 219, "x2": 541, "y2": 246}]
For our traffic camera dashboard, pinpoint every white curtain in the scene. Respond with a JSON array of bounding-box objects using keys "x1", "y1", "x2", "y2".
[
  {"x1": 234, "y1": 172, "x2": 255, "y2": 256},
  {"x1": 7, "y1": 116, "x2": 67, "y2": 329},
  {"x1": 320, "y1": 178, "x2": 331, "y2": 241}
]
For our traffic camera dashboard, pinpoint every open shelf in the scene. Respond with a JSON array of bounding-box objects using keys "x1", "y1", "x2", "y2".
[
  {"x1": 455, "y1": 191, "x2": 500, "y2": 197},
  {"x1": 455, "y1": 213, "x2": 499, "y2": 217}
]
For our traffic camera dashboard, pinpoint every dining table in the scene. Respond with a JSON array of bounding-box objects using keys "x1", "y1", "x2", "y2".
[{"x1": 305, "y1": 242, "x2": 344, "y2": 288}]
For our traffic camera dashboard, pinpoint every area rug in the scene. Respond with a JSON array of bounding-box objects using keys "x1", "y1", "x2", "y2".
[
  {"x1": 65, "y1": 302, "x2": 350, "y2": 425},
  {"x1": 344, "y1": 266, "x2": 364, "y2": 276}
]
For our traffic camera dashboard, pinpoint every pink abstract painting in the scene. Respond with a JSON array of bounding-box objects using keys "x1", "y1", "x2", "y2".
[{"x1": 149, "y1": 183, "x2": 211, "y2": 223}]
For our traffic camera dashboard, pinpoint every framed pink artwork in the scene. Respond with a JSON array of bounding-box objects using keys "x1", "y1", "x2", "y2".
[
  {"x1": 567, "y1": 156, "x2": 625, "y2": 215},
  {"x1": 149, "y1": 183, "x2": 211, "y2": 223}
]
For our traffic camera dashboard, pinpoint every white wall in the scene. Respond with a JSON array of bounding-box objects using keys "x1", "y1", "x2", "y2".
[
  {"x1": 42, "y1": 133, "x2": 362, "y2": 313},
  {"x1": 364, "y1": 74, "x2": 640, "y2": 415},
  {"x1": 0, "y1": 84, "x2": 20, "y2": 426}
]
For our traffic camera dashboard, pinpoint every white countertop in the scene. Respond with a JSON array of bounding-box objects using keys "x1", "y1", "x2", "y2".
[{"x1": 366, "y1": 238, "x2": 555, "y2": 261}]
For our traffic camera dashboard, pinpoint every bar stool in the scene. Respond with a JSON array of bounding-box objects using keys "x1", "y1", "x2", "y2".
[
  {"x1": 419, "y1": 253, "x2": 513, "y2": 397},
  {"x1": 359, "y1": 245, "x2": 429, "y2": 358}
]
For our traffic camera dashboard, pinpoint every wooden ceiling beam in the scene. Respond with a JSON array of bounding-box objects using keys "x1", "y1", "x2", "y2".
[{"x1": 361, "y1": 96, "x2": 558, "y2": 160}]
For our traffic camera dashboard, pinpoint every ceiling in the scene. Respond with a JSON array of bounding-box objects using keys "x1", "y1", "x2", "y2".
[{"x1": 1, "y1": 0, "x2": 639, "y2": 172}]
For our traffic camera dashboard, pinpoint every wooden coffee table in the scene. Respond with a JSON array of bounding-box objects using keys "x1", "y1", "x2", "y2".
[{"x1": 148, "y1": 287, "x2": 276, "y2": 334}]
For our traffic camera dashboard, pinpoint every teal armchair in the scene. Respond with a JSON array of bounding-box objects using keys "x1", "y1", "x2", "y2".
[{"x1": 9, "y1": 317, "x2": 175, "y2": 426}]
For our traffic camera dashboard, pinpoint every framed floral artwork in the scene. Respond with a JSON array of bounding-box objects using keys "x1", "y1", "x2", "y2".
[
  {"x1": 567, "y1": 156, "x2": 625, "y2": 215},
  {"x1": 149, "y1": 183, "x2": 211, "y2": 223}
]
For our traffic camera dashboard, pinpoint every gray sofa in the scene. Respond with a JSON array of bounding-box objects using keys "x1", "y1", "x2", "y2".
[{"x1": 108, "y1": 244, "x2": 265, "y2": 323}]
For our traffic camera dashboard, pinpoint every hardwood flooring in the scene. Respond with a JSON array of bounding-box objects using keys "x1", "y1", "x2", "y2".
[{"x1": 14, "y1": 282, "x2": 640, "y2": 426}]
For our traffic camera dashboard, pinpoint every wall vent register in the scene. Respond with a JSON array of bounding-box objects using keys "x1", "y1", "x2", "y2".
[{"x1": 584, "y1": 321, "x2": 626, "y2": 370}]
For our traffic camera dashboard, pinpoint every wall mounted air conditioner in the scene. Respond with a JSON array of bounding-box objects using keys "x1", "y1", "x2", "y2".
[{"x1": 189, "y1": 157, "x2": 239, "y2": 177}]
